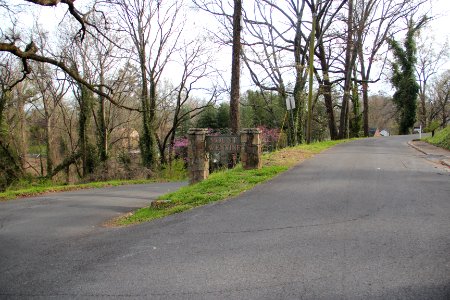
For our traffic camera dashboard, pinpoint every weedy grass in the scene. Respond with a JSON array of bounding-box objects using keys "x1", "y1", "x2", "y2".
[
  {"x1": 116, "y1": 139, "x2": 351, "y2": 226},
  {"x1": 0, "y1": 179, "x2": 157, "y2": 201},
  {"x1": 0, "y1": 159, "x2": 188, "y2": 201},
  {"x1": 423, "y1": 125, "x2": 450, "y2": 150}
]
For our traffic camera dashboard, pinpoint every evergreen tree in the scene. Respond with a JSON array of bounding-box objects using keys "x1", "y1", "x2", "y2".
[
  {"x1": 196, "y1": 105, "x2": 218, "y2": 129},
  {"x1": 388, "y1": 17, "x2": 427, "y2": 134},
  {"x1": 217, "y1": 103, "x2": 230, "y2": 128}
]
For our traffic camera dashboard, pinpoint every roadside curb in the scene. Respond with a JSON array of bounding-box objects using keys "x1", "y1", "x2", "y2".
[
  {"x1": 442, "y1": 159, "x2": 450, "y2": 168},
  {"x1": 407, "y1": 141, "x2": 428, "y2": 155},
  {"x1": 408, "y1": 140, "x2": 450, "y2": 168}
]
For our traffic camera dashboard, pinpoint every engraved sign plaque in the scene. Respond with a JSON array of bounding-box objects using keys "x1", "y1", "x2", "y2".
[{"x1": 206, "y1": 135, "x2": 241, "y2": 154}]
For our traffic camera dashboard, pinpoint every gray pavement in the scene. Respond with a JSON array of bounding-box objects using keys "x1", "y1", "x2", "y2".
[
  {"x1": 1, "y1": 135, "x2": 449, "y2": 299},
  {"x1": 409, "y1": 139, "x2": 450, "y2": 167}
]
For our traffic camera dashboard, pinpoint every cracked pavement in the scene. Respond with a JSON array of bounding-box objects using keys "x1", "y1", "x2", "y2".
[{"x1": 1, "y1": 135, "x2": 449, "y2": 299}]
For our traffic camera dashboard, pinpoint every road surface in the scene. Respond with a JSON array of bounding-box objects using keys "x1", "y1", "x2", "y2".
[{"x1": 1, "y1": 136, "x2": 449, "y2": 299}]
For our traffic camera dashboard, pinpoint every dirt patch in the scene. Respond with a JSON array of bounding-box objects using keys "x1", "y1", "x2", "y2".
[
  {"x1": 102, "y1": 211, "x2": 134, "y2": 228},
  {"x1": 263, "y1": 148, "x2": 313, "y2": 168}
]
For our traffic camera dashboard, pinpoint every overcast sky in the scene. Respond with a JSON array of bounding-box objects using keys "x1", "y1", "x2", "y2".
[{"x1": 13, "y1": 0, "x2": 450, "y2": 98}]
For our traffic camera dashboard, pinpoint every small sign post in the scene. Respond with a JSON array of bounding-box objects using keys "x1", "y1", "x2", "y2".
[{"x1": 286, "y1": 96, "x2": 296, "y2": 146}]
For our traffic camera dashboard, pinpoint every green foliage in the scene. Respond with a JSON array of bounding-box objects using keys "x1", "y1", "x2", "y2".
[
  {"x1": 245, "y1": 90, "x2": 284, "y2": 128},
  {"x1": 155, "y1": 159, "x2": 188, "y2": 181},
  {"x1": 293, "y1": 86, "x2": 306, "y2": 144},
  {"x1": 0, "y1": 143, "x2": 23, "y2": 192},
  {"x1": 349, "y1": 83, "x2": 362, "y2": 138},
  {"x1": 388, "y1": 18, "x2": 426, "y2": 134},
  {"x1": 424, "y1": 125, "x2": 450, "y2": 150},
  {"x1": 118, "y1": 150, "x2": 132, "y2": 169},
  {"x1": 0, "y1": 95, "x2": 23, "y2": 191},
  {"x1": 120, "y1": 165, "x2": 288, "y2": 225},
  {"x1": 196, "y1": 105, "x2": 218, "y2": 128},
  {"x1": 85, "y1": 143, "x2": 100, "y2": 174},
  {"x1": 139, "y1": 123, "x2": 158, "y2": 169},
  {"x1": 217, "y1": 102, "x2": 230, "y2": 128},
  {"x1": 424, "y1": 120, "x2": 440, "y2": 133},
  {"x1": 310, "y1": 99, "x2": 330, "y2": 142}
]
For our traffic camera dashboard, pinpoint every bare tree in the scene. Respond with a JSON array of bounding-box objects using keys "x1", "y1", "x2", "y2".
[
  {"x1": 429, "y1": 70, "x2": 450, "y2": 127},
  {"x1": 415, "y1": 34, "x2": 448, "y2": 127},
  {"x1": 0, "y1": 0, "x2": 136, "y2": 111},
  {"x1": 30, "y1": 63, "x2": 69, "y2": 176},
  {"x1": 354, "y1": 0, "x2": 426, "y2": 136},
  {"x1": 155, "y1": 40, "x2": 220, "y2": 164},
  {"x1": 109, "y1": 0, "x2": 184, "y2": 168}
]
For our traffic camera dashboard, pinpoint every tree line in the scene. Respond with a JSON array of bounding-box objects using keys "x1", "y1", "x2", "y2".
[{"x1": 0, "y1": 0, "x2": 449, "y2": 189}]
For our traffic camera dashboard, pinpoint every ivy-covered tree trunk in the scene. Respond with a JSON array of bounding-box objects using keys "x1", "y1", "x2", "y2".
[
  {"x1": 339, "y1": 0, "x2": 354, "y2": 140},
  {"x1": 137, "y1": 28, "x2": 157, "y2": 170},
  {"x1": 388, "y1": 18, "x2": 426, "y2": 135},
  {"x1": 79, "y1": 85, "x2": 96, "y2": 177},
  {"x1": 0, "y1": 90, "x2": 23, "y2": 190},
  {"x1": 349, "y1": 81, "x2": 362, "y2": 138},
  {"x1": 45, "y1": 114, "x2": 54, "y2": 175},
  {"x1": 97, "y1": 65, "x2": 108, "y2": 163},
  {"x1": 293, "y1": 18, "x2": 307, "y2": 145}
]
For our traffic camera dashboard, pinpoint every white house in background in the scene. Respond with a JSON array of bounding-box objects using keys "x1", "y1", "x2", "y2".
[{"x1": 380, "y1": 130, "x2": 390, "y2": 136}]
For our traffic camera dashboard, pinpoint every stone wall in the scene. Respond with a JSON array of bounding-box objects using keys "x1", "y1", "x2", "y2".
[
  {"x1": 187, "y1": 128, "x2": 209, "y2": 184},
  {"x1": 188, "y1": 128, "x2": 262, "y2": 184},
  {"x1": 240, "y1": 128, "x2": 262, "y2": 170}
]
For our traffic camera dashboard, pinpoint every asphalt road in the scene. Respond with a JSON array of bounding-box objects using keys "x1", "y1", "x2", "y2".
[{"x1": 1, "y1": 136, "x2": 449, "y2": 299}]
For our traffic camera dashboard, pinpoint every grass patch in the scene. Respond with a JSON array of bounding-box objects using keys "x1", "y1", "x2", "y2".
[
  {"x1": 0, "y1": 159, "x2": 188, "y2": 201},
  {"x1": 423, "y1": 125, "x2": 450, "y2": 150},
  {"x1": 0, "y1": 179, "x2": 165, "y2": 201},
  {"x1": 116, "y1": 139, "x2": 351, "y2": 226}
]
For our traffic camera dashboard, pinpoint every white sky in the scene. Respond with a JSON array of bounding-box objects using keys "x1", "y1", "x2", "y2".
[{"x1": 8, "y1": 0, "x2": 450, "y2": 98}]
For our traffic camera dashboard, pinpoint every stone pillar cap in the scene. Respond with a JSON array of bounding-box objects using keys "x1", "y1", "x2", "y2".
[
  {"x1": 188, "y1": 128, "x2": 209, "y2": 134},
  {"x1": 240, "y1": 128, "x2": 262, "y2": 134}
]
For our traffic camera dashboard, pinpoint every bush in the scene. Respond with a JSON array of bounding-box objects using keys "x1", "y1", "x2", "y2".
[
  {"x1": 424, "y1": 125, "x2": 450, "y2": 150},
  {"x1": 424, "y1": 120, "x2": 440, "y2": 133}
]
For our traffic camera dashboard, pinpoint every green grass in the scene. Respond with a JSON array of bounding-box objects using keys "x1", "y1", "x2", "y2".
[
  {"x1": 423, "y1": 125, "x2": 450, "y2": 150},
  {"x1": 116, "y1": 139, "x2": 351, "y2": 226},
  {"x1": 0, "y1": 159, "x2": 188, "y2": 201},
  {"x1": 0, "y1": 179, "x2": 164, "y2": 201}
]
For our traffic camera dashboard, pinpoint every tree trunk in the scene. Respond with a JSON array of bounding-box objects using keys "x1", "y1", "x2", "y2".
[
  {"x1": 293, "y1": 14, "x2": 306, "y2": 144},
  {"x1": 317, "y1": 41, "x2": 338, "y2": 140},
  {"x1": 362, "y1": 82, "x2": 369, "y2": 136},
  {"x1": 339, "y1": 0, "x2": 354, "y2": 139},
  {"x1": 98, "y1": 65, "x2": 108, "y2": 162},
  {"x1": 419, "y1": 90, "x2": 427, "y2": 128},
  {"x1": 79, "y1": 85, "x2": 93, "y2": 177},
  {"x1": 45, "y1": 115, "x2": 54, "y2": 176},
  {"x1": 138, "y1": 39, "x2": 156, "y2": 168},
  {"x1": 230, "y1": 0, "x2": 242, "y2": 134},
  {"x1": 16, "y1": 88, "x2": 27, "y2": 170},
  {"x1": 358, "y1": 45, "x2": 370, "y2": 137}
]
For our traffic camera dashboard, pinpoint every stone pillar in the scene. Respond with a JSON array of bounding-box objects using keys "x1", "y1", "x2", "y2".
[
  {"x1": 240, "y1": 128, "x2": 262, "y2": 170},
  {"x1": 188, "y1": 128, "x2": 209, "y2": 184}
]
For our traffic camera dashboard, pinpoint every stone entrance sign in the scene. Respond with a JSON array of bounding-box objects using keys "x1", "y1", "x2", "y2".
[
  {"x1": 188, "y1": 128, "x2": 262, "y2": 184},
  {"x1": 206, "y1": 135, "x2": 241, "y2": 153}
]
